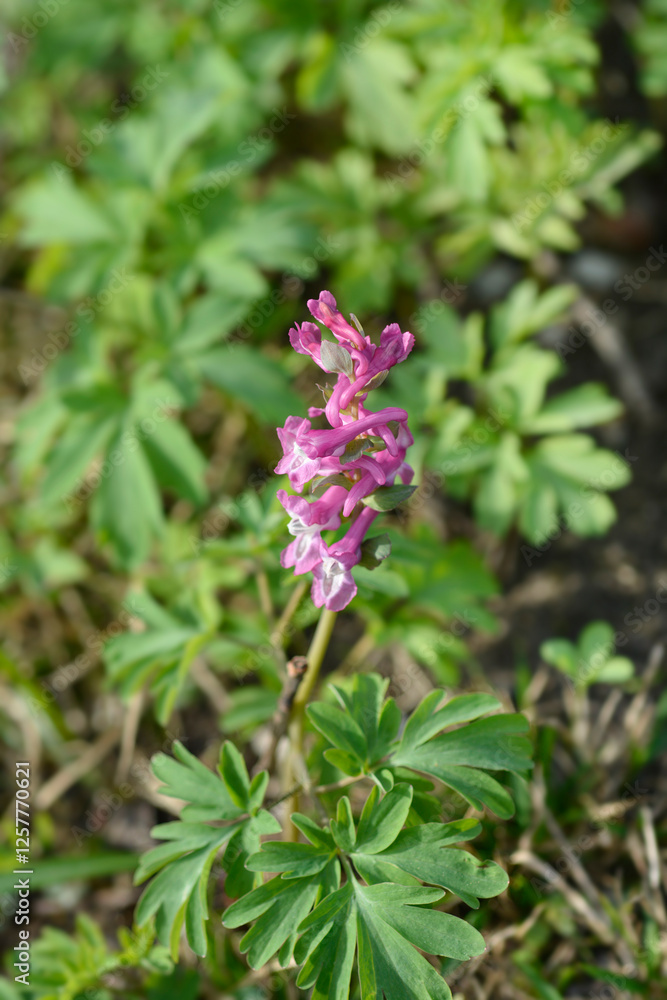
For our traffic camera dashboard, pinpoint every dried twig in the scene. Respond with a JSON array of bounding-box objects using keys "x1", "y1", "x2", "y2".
[
  {"x1": 254, "y1": 656, "x2": 309, "y2": 776},
  {"x1": 35, "y1": 727, "x2": 121, "y2": 811},
  {"x1": 191, "y1": 657, "x2": 230, "y2": 715},
  {"x1": 115, "y1": 689, "x2": 145, "y2": 785},
  {"x1": 573, "y1": 296, "x2": 658, "y2": 426}
]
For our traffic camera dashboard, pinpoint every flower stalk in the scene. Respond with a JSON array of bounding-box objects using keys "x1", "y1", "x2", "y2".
[{"x1": 285, "y1": 606, "x2": 337, "y2": 839}]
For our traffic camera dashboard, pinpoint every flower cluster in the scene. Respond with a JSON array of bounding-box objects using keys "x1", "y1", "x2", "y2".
[{"x1": 275, "y1": 291, "x2": 414, "y2": 611}]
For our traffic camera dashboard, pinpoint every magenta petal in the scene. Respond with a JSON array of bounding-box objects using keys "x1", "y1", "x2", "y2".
[
  {"x1": 343, "y1": 474, "x2": 374, "y2": 516},
  {"x1": 351, "y1": 454, "x2": 387, "y2": 485},
  {"x1": 281, "y1": 532, "x2": 324, "y2": 574},
  {"x1": 307, "y1": 290, "x2": 367, "y2": 350},
  {"x1": 379, "y1": 324, "x2": 415, "y2": 365},
  {"x1": 289, "y1": 322, "x2": 324, "y2": 367}
]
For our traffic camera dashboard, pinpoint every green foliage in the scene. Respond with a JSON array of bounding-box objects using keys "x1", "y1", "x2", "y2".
[
  {"x1": 224, "y1": 788, "x2": 491, "y2": 1000},
  {"x1": 1, "y1": 0, "x2": 662, "y2": 996},
  {"x1": 125, "y1": 675, "x2": 533, "y2": 996},
  {"x1": 4, "y1": 914, "x2": 171, "y2": 1000},
  {"x1": 133, "y1": 741, "x2": 280, "y2": 958},
  {"x1": 103, "y1": 590, "x2": 220, "y2": 725},
  {"x1": 4, "y1": 0, "x2": 656, "y2": 570},
  {"x1": 540, "y1": 621, "x2": 634, "y2": 688},
  {"x1": 414, "y1": 281, "x2": 631, "y2": 544},
  {"x1": 633, "y1": 0, "x2": 667, "y2": 97}
]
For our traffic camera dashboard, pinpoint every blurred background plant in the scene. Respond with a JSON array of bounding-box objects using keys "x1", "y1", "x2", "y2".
[{"x1": 1, "y1": 0, "x2": 666, "y2": 997}]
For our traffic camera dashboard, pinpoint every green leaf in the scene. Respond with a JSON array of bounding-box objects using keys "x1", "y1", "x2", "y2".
[
  {"x1": 16, "y1": 175, "x2": 118, "y2": 245},
  {"x1": 394, "y1": 714, "x2": 532, "y2": 773},
  {"x1": 134, "y1": 741, "x2": 278, "y2": 957},
  {"x1": 523, "y1": 383, "x2": 624, "y2": 434},
  {"x1": 351, "y1": 821, "x2": 508, "y2": 909},
  {"x1": 490, "y1": 281, "x2": 577, "y2": 347},
  {"x1": 90, "y1": 432, "x2": 164, "y2": 569},
  {"x1": 320, "y1": 339, "x2": 354, "y2": 376},
  {"x1": 361, "y1": 483, "x2": 417, "y2": 511},
  {"x1": 136, "y1": 823, "x2": 239, "y2": 957},
  {"x1": 541, "y1": 621, "x2": 634, "y2": 687},
  {"x1": 295, "y1": 884, "x2": 357, "y2": 1000},
  {"x1": 103, "y1": 623, "x2": 211, "y2": 723},
  {"x1": 355, "y1": 784, "x2": 413, "y2": 854},
  {"x1": 223, "y1": 865, "x2": 340, "y2": 969},
  {"x1": 142, "y1": 418, "x2": 208, "y2": 505},
  {"x1": 595, "y1": 656, "x2": 634, "y2": 684},
  {"x1": 519, "y1": 482, "x2": 559, "y2": 544},
  {"x1": 353, "y1": 564, "x2": 410, "y2": 597},
  {"x1": 391, "y1": 701, "x2": 532, "y2": 817},
  {"x1": 540, "y1": 638, "x2": 578, "y2": 677},
  {"x1": 525, "y1": 435, "x2": 631, "y2": 541},
  {"x1": 308, "y1": 676, "x2": 531, "y2": 818},
  {"x1": 246, "y1": 841, "x2": 335, "y2": 877},
  {"x1": 0, "y1": 853, "x2": 139, "y2": 895},
  {"x1": 355, "y1": 882, "x2": 455, "y2": 1000},
  {"x1": 447, "y1": 116, "x2": 490, "y2": 204},
  {"x1": 358, "y1": 533, "x2": 392, "y2": 569},
  {"x1": 341, "y1": 40, "x2": 417, "y2": 155},
  {"x1": 308, "y1": 702, "x2": 368, "y2": 764},
  {"x1": 40, "y1": 411, "x2": 119, "y2": 507},
  {"x1": 308, "y1": 673, "x2": 401, "y2": 775},
  {"x1": 199, "y1": 345, "x2": 303, "y2": 424},
  {"x1": 219, "y1": 742, "x2": 252, "y2": 812},
  {"x1": 331, "y1": 796, "x2": 357, "y2": 853},
  {"x1": 151, "y1": 741, "x2": 244, "y2": 821},
  {"x1": 400, "y1": 692, "x2": 503, "y2": 751}
]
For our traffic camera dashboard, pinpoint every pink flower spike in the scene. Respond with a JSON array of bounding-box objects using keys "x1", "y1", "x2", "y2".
[
  {"x1": 308, "y1": 407, "x2": 408, "y2": 458},
  {"x1": 324, "y1": 378, "x2": 348, "y2": 428},
  {"x1": 278, "y1": 290, "x2": 414, "y2": 613}
]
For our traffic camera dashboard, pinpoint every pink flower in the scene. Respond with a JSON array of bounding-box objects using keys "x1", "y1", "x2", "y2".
[
  {"x1": 307, "y1": 291, "x2": 367, "y2": 351},
  {"x1": 288, "y1": 322, "x2": 323, "y2": 368},
  {"x1": 274, "y1": 407, "x2": 409, "y2": 492},
  {"x1": 277, "y1": 487, "x2": 346, "y2": 574},
  {"x1": 274, "y1": 416, "x2": 323, "y2": 491},
  {"x1": 311, "y1": 508, "x2": 379, "y2": 611}
]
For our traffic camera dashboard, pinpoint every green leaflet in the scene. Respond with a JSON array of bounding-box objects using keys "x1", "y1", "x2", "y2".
[
  {"x1": 223, "y1": 864, "x2": 341, "y2": 969},
  {"x1": 308, "y1": 675, "x2": 532, "y2": 817},
  {"x1": 134, "y1": 741, "x2": 280, "y2": 957},
  {"x1": 18, "y1": 914, "x2": 170, "y2": 1000},
  {"x1": 307, "y1": 672, "x2": 401, "y2": 775},
  {"x1": 102, "y1": 592, "x2": 217, "y2": 724},
  {"x1": 351, "y1": 821, "x2": 509, "y2": 909}
]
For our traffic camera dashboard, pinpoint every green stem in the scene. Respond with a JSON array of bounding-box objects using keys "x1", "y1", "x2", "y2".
[{"x1": 285, "y1": 607, "x2": 337, "y2": 838}]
